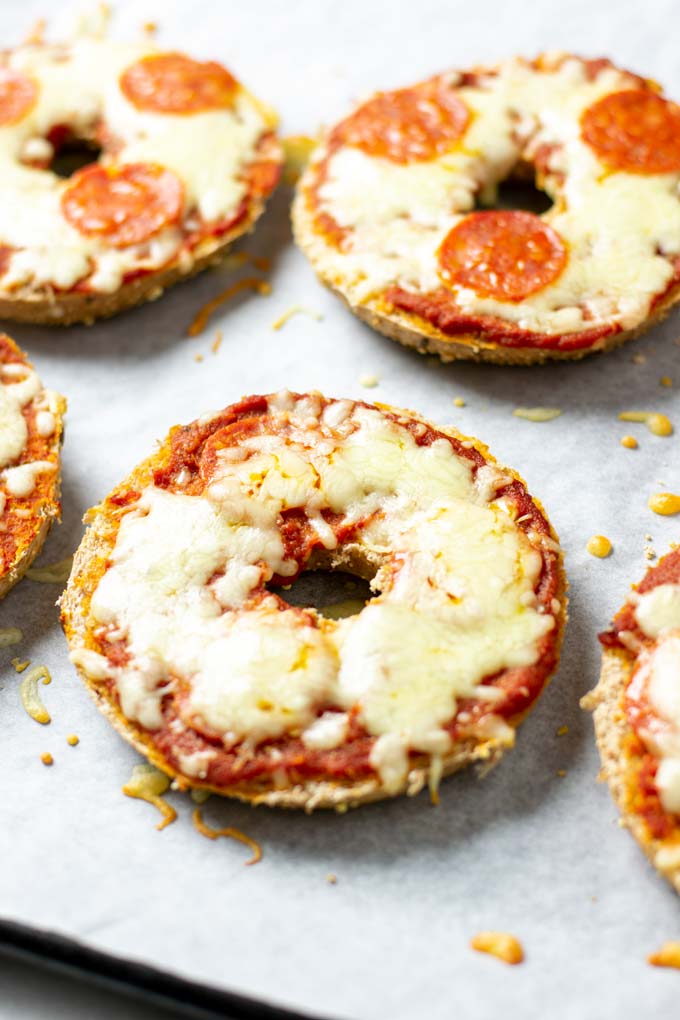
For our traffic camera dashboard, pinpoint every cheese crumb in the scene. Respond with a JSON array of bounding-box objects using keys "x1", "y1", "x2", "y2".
[
  {"x1": 211, "y1": 331, "x2": 223, "y2": 355},
  {"x1": 326, "y1": 873, "x2": 338, "y2": 885},
  {"x1": 453, "y1": 398, "x2": 466, "y2": 407},
  {"x1": 66, "y1": 734, "x2": 79, "y2": 746},
  {"x1": 470, "y1": 932, "x2": 524, "y2": 965},
  {"x1": 632, "y1": 353, "x2": 647, "y2": 365},
  {"x1": 620, "y1": 435, "x2": 638, "y2": 449},
  {"x1": 359, "y1": 374, "x2": 379, "y2": 388},
  {"x1": 586, "y1": 535, "x2": 612, "y2": 558},
  {"x1": 11, "y1": 658, "x2": 30, "y2": 672},
  {"x1": 649, "y1": 493, "x2": 680, "y2": 516},
  {"x1": 557, "y1": 769, "x2": 567, "y2": 777},
  {"x1": 40, "y1": 752, "x2": 53, "y2": 766},
  {"x1": 513, "y1": 407, "x2": 562, "y2": 422},
  {"x1": 556, "y1": 725, "x2": 569, "y2": 737},
  {"x1": 661, "y1": 376, "x2": 673, "y2": 387},
  {"x1": 648, "y1": 943, "x2": 680, "y2": 969}
]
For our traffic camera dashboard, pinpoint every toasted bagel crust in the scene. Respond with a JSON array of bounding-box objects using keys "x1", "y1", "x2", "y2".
[
  {"x1": 293, "y1": 55, "x2": 680, "y2": 365},
  {"x1": 61, "y1": 398, "x2": 567, "y2": 810}
]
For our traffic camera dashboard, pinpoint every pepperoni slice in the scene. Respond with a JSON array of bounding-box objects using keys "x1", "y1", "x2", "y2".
[
  {"x1": 581, "y1": 90, "x2": 680, "y2": 174},
  {"x1": 331, "y1": 79, "x2": 469, "y2": 163},
  {"x1": 0, "y1": 68, "x2": 37, "y2": 126},
  {"x1": 120, "y1": 52, "x2": 237, "y2": 114},
  {"x1": 438, "y1": 210, "x2": 567, "y2": 303},
  {"x1": 61, "y1": 163, "x2": 183, "y2": 247}
]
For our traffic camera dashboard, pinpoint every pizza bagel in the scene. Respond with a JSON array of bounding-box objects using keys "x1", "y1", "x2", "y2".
[
  {"x1": 584, "y1": 548, "x2": 680, "y2": 893},
  {"x1": 294, "y1": 55, "x2": 680, "y2": 364},
  {"x1": 0, "y1": 334, "x2": 65, "y2": 597},
  {"x1": 62, "y1": 391, "x2": 566, "y2": 810},
  {"x1": 0, "y1": 21, "x2": 281, "y2": 325}
]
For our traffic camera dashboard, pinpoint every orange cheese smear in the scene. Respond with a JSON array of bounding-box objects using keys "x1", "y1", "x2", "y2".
[
  {"x1": 192, "y1": 808, "x2": 263, "y2": 866},
  {"x1": 122, "y1": 764, "x2": 177, "y2": 831},
  {"x1": 187, "y1": 277, "x2": 271, "y2": 337},
  {"x1": 471, "y1": 931, "x2": 524, "y2": 965}
]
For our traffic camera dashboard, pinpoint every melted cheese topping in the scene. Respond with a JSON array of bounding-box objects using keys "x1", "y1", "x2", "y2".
[
  {"x1": 72, "y1": 394, "x2": 556, "y2": 790},
  {"x1": 632, "y1": 584, "x2": 680, "y2": 813},
  {"x1": 305, "y1": 57, "x2": 680, "y2": 336},
  {"x1": 0, "y1": 28, "x2": 273, "y2": 295},
  {"x1": 0, "y1": 357, "x2": 57, "y2": 504}
]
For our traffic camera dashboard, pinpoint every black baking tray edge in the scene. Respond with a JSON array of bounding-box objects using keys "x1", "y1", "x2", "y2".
[{"x1": 0, "y1": 918, "x2": 326, "y2": 1020}]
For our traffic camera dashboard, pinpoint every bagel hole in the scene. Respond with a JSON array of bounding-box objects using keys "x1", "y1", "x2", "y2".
[
  {"x1": 476, "y1": 172, "x2": 552, "y2": 215},
  {"x1": 269, "y1": 569, "x2": 373, "y2": 620},
  {"x1": 49, "y1": 138, "x2": 102, "y2": 179}
]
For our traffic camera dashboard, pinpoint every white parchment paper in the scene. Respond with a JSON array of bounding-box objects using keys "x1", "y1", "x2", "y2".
[{"x1": 2, "y1": 1, "x2": 680, "y2": 1017}]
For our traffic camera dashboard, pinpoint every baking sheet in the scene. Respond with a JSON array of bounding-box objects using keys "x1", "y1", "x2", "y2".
[{"x1": 2, "y1": 0, "x2": 680, "y2": 1017}]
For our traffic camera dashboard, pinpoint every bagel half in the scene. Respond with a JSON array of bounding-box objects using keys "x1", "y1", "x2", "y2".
[
  {"x1": 293, "y1": 55, "x2": 680, "y2": 365},
  {"x1": 62, "y1": 392, "x2": 567, "y2": 810},
  {"x1": 583, "y1": 548, "x2": 680, "y2": 893}
]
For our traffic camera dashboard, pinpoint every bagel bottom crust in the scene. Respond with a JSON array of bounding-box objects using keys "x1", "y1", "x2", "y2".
[
  {"x1": 61, "y1": 402, "x2": 567, "y2": 812},
  {"x1": 0, "y1": 194, "x2": 272, "y2": 327},
  {"x1": 583, "y1": 649, "x2": 680, "y2": 894},
  {"x1": 291, "y1": 193, "x2": 680, "y2": 366}
]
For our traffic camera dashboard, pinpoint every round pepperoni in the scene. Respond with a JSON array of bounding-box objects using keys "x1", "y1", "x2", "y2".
[
  {"x1": 61, "y1": 163, "x2": 183, "y2": 247},
  {"x1": 0, "y1": 68, "x2": 37, "y2": 126},
  {"x1": 438, "y1": 211, "x2": 567, "y2": 303},
  {"x1": 120, "y1": 52, "x2": 237, "y2": 114},
  {"x1": 331, "y1": 78, "x2": 469, "y2": 163},
  {"x1": 581, "y1": 90, "x2": 680, "y2": 174}
]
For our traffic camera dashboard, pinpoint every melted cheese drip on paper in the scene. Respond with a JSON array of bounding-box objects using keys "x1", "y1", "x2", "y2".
[
  {"x1": 633, "y1": 585, "x2": 680, "y2": 813},
  {"x1": 0, "y1": 34, "x2": 269, "y2": 296},
  {"x1": 72, "y1": 394, "x2": 555, "y2": 790},
  {"x1": 308, "y1": 57, "x2": 680, "y2": 336}
]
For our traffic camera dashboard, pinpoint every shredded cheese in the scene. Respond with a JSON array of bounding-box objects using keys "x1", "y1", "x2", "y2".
[
  {"x1": 470, "y1": 932, "x2": 524, "y2": 965},
  {"x1": 282, "y1": 134, "x2": 317, "y2": 184},
  {"x1": 187, "y1": 277, "x2": 271, "y2": 337},
  {"x1": 26, "y1": 556, "x2": 73, "y2": 583},
  {"x1": 122, "y1": 763, "x2": 177, "y2": 831},
  {"x1": 513, "y1": 407, "x2": 562, "y2": 422},
  {"x1": 19, "y1": 664, "x2": 51, "y2": 724},
  {"x1": 191, "y1": 807, "x2": 262, "y2": 865},
  {"x1": 0, "y1": 626, "x2": 22, "y2": 647},
  {"x1": 618, "y1": 411, "x2": 673, "y2": 436},
  {"x1": 11, "y1": 657, "x2": 30, "y2": 672},
  {"x1": 271, "y1": 304, "x2": 323, "y2": 331},
  {"x1": 211, "y1": 331, "x2": 223, "y2": 355}
]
